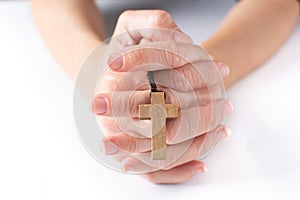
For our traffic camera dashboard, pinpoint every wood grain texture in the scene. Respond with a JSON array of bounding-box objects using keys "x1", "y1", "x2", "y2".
[{"x1": 139, "y1": 92, "x2": 178, "y2": 160}]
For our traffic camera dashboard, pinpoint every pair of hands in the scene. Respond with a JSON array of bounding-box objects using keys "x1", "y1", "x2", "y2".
[{"x1": 92, "y1": 10, "x2": 232, "y2": 184}]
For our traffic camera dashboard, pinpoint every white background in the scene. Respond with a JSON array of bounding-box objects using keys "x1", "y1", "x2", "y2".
[{"x1": 0, "y1": 1, "x2": 300, "y2": 200}]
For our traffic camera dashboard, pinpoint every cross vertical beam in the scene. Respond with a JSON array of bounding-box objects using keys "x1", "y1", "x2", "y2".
[{"x1": 139, "y1": 92, "x2": 178, "y2": 160}]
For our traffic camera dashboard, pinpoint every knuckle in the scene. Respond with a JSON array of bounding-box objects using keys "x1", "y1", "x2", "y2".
[
  {"x1": 152, "y1": 10, "x2": 173, "y2": 27},
  {"x1": 112, "y1": 92, "x2": 127, "y2": 116},
  {"x1": 177, "y1": 67, "x2": 198, "y2": 91},
  {"x1": 118, "y1": 10, "x2": 133, "y2": 22},
  {"x1": 129, "y1": 49, "x2": 147, "y2": 67},
  {"x1": 156, "y1": 10, "x2": 172, "y2": 19},
  {"x1": 127, "y1": 136, "x2": 137, "y2": 152}
]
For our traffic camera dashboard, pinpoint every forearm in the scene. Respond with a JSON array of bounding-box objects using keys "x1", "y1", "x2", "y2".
[
  {"x1": 202, "y1": 0, "x2": 299, "y2": 87},
  {"x1": 31, "y1": 0, "x2": 106, "y2": 79}
]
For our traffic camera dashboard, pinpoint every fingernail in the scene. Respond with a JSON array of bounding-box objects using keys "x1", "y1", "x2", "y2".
[
  {"x1": 108, "y1": 52, "x2": 123, "y2": 70},
  {"x1": 216, "y1": 62, "x2": 230, "y2": 77},
  {"x1": 100, "y1": 140, "x2": 118, "y2": 155},
  {"x1": 173, "y1": 31, "x2": 192, "y2": 43},
  {"x1": 226, "y1": 101, "x2": 234, "y2": 114},
  {"x1": 221, "y1": 127, "x2": 232, "y2": 140},
  {"x1": 195, "y1": 166, "x2": 208, "y2": 174},
  {"x1": 94, "y1": 97, "x2": 107, "y2": 115}
]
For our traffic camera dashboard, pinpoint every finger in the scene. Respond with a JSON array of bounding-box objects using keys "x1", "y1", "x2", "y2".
[
  {"x1": 95, "y1": 69, "x2": 128, "y2": 93},
  {"x1": 97, "y1": 116, "x2": 121, "y2": 135},
  {"x1": 104, "y1": 60, "x2": 229, "y2": 92},
  {"x1": 154, "y1": 61, "x2": 230, "y2": 91},
  {"x1": 108, "y1": 42, "x2": 210, "y2": 72},
  {"x1": 100, "y1": 132, "x2": 151, "y2": 154},
  {"x1": 138, "y1": 38, "x2": 152, "y2": 45},
  {"x1": 141, "y1": 160, "x2": 207, "y2": 184},
  {"x1": 120, "y1": 125, "x2": 230, "y2": 173},
  {"x1": 96, "y1": 69, "x2": 150, "y2": 93},
  {"x1": 97, "y1": 116, "x2": 149, "y2": 138},
  {"x1": 167, "y1": 99, "x2": 233, "y2": 144},
  {"x1": 99, "y1": 122, "x2": 229, "y2": 155},
  {"x1": 113, "y1": 10, "x2": 192, "y2": 44},
  {"x1": 93, "y1": 90, "x2": 150, "y2": 117},
  {"x1": 93, "y1": 87, "x2": 225, "y2": 117},
  {"x1": 94, "y1": 95, "x2": 232, "y2": 143},
  {"x1": 165, "y1": 125, "x2": 231, "y2": 170}
]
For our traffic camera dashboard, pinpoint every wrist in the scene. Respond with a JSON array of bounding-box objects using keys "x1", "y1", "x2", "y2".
[{"x1": 201, "y1": 38, "x2": 236, "y2": 88}]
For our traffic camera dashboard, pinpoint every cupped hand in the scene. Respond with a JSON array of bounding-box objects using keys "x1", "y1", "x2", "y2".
[{"x1": 93, "y1": 10, "x2": 232, "y2": 184}]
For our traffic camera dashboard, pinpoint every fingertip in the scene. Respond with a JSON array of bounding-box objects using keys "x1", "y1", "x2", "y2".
[
  {"x1": 108, "y1": 52, "x2": 123, "y2": 70},
  {"x1": 93, "y1": 96, "x2": 107, "y2": 115},
  {"x1": 191, "y1": 160, "x2": 207, "y2": 174},
  {"x1": 215, "y1": 61, "x2": 230, "y2": 77},
  {"x1": 226, "y1": 127, "x2": 232, "y2": 138},
  {"x1": 195, "y1": 165, "x2": 208, "y2": 174},
  {"x1": 202, "y1": 166, "x2": 208, "y2": 173},
  {"x1": 121, "y1": 157, "x2": 137, "y2": 173},
  {"x1": 220, "y1": 126, "x2": 232, "y2": 141},
  {"x1": 226, "y1": 101, "x2": 234, "y2": 114}
]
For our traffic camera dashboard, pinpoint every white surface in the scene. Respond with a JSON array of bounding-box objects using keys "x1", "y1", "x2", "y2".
[{"x1": 0, "y1": 1, "x2": 300, "y2": 200}]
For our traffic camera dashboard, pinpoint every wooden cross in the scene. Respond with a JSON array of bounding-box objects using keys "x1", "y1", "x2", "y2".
[{"x1": 139, "y1": 92, "x2": 178, "y2": 160}]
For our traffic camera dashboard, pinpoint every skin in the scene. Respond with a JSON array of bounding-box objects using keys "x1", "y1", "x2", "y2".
[
  {"x1": 95, "y1": 41, "x2": 233, "y2": 174},
  {"x1": 31, "y1": 0, "x2": 299, "y2": 184}
]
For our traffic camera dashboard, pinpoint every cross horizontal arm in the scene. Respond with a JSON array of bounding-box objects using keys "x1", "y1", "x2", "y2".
[
  {"x1": 139, "y1": 104, "x2": 151, "y2": 119},
  {"x1": 164, "y1": 104, "x2": 178, "y2": 119}
]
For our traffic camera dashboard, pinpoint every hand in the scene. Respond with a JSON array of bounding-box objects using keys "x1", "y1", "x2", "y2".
[
  {"x1": 93, "y1": 11, "x2": 232, "y2": 184},
  {"x1": 111, "y1": 10, "x2": 192, "y2": 46},
  {"x1": 94, "y1": 41, "x2": 232, "y2": 183}
]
